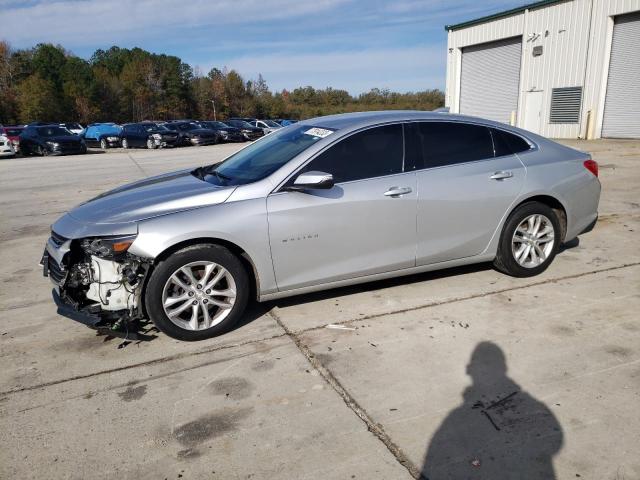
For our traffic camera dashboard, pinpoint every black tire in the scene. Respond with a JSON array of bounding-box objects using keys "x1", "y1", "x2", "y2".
[
  {"x1": 145, "y1": 244, "x2": 249, "y2": 341},
  {"x1": 493, "y1": 201, "x2": 561, "y2": 278},
  {"x1": 38, "y1": 146, "x2": 49, "y2": 157},
  {"x1": 100, "y1": 138, "x2": 108, "y2": 150}
]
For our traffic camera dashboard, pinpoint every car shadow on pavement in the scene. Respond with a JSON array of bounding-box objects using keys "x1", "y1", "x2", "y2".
[{"x1": 421, "y1": 342, "x2": 563, "y2": 479}]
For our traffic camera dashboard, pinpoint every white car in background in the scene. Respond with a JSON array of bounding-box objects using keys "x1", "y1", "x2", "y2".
[
  {"x1": 60, "y1": 123, "x2": 85, "y2": 136},
  {"x1": 0, "y1": 133, "x2": 16, "y2": 157},
  {"x1": 252, "y1": 119, "x2": 282, "y2": 135}
]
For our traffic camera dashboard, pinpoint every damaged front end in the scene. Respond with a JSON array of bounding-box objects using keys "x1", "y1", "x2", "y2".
[{"x1": 41, "y1": 230, "x2": 151, "y2": 339}]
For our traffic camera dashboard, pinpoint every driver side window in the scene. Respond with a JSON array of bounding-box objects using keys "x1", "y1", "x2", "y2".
[{"x1": 300, "y1": 124, "x2": 403, "y2": 184}]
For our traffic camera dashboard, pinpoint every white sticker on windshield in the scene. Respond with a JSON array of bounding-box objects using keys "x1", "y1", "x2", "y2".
[{"x1": 303, "y1": 127, "x2": 333, "y2": 138}]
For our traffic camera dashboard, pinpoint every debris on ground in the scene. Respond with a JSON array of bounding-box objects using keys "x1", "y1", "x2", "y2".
[{"x1": 325, "y1": 324, "x2": 356, "y2": 331}]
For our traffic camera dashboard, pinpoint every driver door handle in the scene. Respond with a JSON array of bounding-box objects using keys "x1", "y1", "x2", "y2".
[
  {"x1": 384, "y1": 186, "x2": 412, "y2": 197},
  {"x1": 490, "y1": 171, "x2": 513, "y2": 180}
]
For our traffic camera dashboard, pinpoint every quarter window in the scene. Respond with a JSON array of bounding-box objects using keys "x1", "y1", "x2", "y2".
[
  {"x1": 300, "y1": 124, "x2": 403, "y2": 183},
  {"x1": 405, "y1": 122, "x2": 494, "y2": 170},
  {"x1": 491, "y1": 128, "x2": 531, "y2": 156}
]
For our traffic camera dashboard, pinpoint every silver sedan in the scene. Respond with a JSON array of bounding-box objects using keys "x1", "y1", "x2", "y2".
[{"x1": 42, "y1": 111, "x2": 601, "y2": 341}]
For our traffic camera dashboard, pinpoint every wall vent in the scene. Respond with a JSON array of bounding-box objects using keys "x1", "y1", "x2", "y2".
[{"x1": 549, "y1": 87, "x2": 582, "y2": 124}]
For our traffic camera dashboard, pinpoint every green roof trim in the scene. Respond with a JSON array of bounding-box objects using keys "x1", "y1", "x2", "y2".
[{"x1": 445, "y1": 0, "x2": 566, "y2": 31}]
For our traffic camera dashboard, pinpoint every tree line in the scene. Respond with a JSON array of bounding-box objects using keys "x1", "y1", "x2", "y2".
[{"x1": 0, "y1": 42, "x2": 444, "y2": 125}]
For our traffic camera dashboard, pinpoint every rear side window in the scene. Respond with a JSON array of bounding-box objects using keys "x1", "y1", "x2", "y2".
[
  {"x1": 491, "y1": 128, "x2": 531, "y2": 156},
  {"x1": 301, "y1": 124, "x2": 403, "y2": 183},
  {"x1": 405, "y1": 122, "x2": 494, "y2": 170}
]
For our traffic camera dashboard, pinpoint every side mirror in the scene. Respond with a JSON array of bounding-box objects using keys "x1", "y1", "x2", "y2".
[{"x1": 288, "y1": 171, "x2": 334, "y2": 191}]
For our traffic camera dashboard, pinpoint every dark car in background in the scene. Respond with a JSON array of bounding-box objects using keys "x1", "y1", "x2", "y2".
[
  {"x1": 0, "y1": 126, "x2": 24, "y2": 152},
  {"x1": 162, "y1": 121, "x2": 218, "y2": 146},
  {"x1": 198, "y1": 121, "x2": 245, "y2": 143},
  {"x1": 83, "y1": 123, "x2": 122, "y2": 149},
  {"x1": 120, "y1": 122, "x2": 179, "y2": 149},
  {"x1": 19, "y1": 124, "x2": 86, "y2": 156},
  {"x1": 223, "y1": 119, "x2": 265, "y2": 141}
]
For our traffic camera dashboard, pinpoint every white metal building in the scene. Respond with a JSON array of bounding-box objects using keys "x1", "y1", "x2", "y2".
[{"x1": 445, "y1": 0, "x2": 640, "y2": 139}]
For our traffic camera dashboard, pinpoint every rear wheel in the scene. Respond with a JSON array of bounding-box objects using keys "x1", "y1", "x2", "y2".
[
  {"x1": 145, "y1": 244, "x2": 249, "y2": 341},
  {"x1": 494, "y1": 202, "x2": 561, "y2": 277}
]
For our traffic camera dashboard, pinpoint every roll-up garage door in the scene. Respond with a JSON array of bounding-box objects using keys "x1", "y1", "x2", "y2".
[
  {"x1": 602, "y1": 11, "x2": 640, "y2": 139},
  {"x1": 460, "y1": 37, "x2": 522, "y2": 124}
]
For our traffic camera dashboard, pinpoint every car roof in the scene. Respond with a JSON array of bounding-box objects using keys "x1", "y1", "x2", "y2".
[{"x1": 299, "y1": 110, "x2": 511, "y2": 130}]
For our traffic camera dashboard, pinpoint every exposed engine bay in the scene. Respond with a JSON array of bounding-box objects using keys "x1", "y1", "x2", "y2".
[{"x1": 42, "y1": 233, "x2": 151, "y2": 339}]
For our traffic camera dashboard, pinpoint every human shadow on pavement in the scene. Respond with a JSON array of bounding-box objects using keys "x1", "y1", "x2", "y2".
[{"x1": 421, "y1": 342, "x2": 563, "y2": 479}]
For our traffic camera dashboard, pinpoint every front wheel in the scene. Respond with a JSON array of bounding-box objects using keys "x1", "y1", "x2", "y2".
[
  {"x1": 146, "y1": 137, "x2": 156, "y2": 149},
  {"x1": 494, "y1": 202, "x2": 561, "y2": 277},
  {"x1": 145, "y1": 244, "x2": 249, "y2": 341},
  {"x1": 100, "y1": 138, "x2": 108, "y2": 150},
  {"x1": 121, "y1": 138, "x2": 129, "y2": 149}
]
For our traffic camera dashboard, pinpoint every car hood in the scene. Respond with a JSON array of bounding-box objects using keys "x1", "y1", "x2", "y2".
[{"x1": 66, "y1": 169, "x2": 235, "y2": 225}]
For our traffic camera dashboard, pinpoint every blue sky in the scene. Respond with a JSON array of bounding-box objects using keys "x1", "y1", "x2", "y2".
[{"x1": 1, "y1": 0, "x2": 526, "y2": 94}]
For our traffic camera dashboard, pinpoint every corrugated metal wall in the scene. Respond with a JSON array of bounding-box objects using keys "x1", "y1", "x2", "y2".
[{"x1": 445, "y1": 0, "x2": 640, "y2": 139}]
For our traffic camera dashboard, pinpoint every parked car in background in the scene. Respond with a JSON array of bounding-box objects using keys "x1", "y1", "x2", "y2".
[
  {"x1": 61, "y1": 123, "x2": 85, "y2": 135},
  {"x1": 198, "y1": 121, "x2": 245, "y2": 143},
  {"x1": 0, "y1": 132, "x2": 16, "y2": 157},
  {"x1": 161, "y1": 121, "x2": 218, "y2": 146},
  {"x1": 250, "y1": 119, "x2": 283, "y2": 135},
  {"x1": 275, "y1": 119, "x2": 298, "y2": 126},
  {"x1": 230, "y1": 117, "x2": 257, "y2": 124},
  {"x1": 0, "y1": 126, "x2": 24, "y2": 152},
  {"x1": 223, "y1": 119, "x2": 265, "y2": 141},
  {"x1": 19, "y1": 124, "x2": 86, "y2": 156},
  {"x1": 42, "y1": 111, "x2": 601, "y2": 341},
  {"x1": 83, "y1": 123, "x2": 122, "y2": 149},
  {"x1": 120, "y1": 122, "x2": 179, "y2": 149}
]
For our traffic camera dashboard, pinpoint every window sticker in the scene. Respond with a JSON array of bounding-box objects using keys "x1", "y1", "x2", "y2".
[{"x1": 303, "y1": 127, "x2": 334, "y2": 138}]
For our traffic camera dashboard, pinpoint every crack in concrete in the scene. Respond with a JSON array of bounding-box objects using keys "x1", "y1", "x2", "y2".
[
  {"x1": 0, "y1": 332, "x2": 287, "y2": 397},
  {"x1": 295, "y1": 261, "x2": 640, "y2": 333},
  {"x1": 268, "y1": 308, "x2": 426, "y2": 479},
  {"x1": 2, "y1": 261, "x2": 638, "y2": 398}
]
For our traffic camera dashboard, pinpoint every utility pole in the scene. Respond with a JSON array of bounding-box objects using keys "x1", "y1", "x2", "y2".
[{"x1": 210, "y1": 99, "x2": 217, "y2": 121}]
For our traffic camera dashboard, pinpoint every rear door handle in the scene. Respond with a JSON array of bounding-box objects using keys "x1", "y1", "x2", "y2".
[
  {"x1": 490, "y1": 171, "x2": 513, "y2": 180},
  {"x1": 384, "y1": 186, "x2": 412, "y2": 197}
]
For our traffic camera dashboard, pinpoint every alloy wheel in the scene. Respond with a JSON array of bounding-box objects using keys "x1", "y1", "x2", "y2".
[
  {"x1": 161, "y1": 261, "x2": 237, "y2": 331},
  {"x1": 511, "y1": 214, "x2": 555, "y2": 268}
]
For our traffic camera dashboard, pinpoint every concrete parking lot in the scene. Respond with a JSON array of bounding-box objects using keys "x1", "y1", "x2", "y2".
[{"x1": 1, "y1": 140, "x2": 639, "y2": 479}]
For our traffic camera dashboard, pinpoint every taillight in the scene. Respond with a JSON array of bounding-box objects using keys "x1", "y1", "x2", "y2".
[{"x1": 583, "y1": 159, "x2": 598, "y2": 177}]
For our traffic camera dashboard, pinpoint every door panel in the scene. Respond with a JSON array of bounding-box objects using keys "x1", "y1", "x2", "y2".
[
  {"x1": 416, "y1": 156, "x2": 525, "y2": 265},
  {"x1": 267, "y1": 172, "x2": 417, "y2": 291}
]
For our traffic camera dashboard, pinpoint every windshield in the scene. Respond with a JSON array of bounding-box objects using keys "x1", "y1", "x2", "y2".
[
  {"x1": 263, "y1": 120, "x2": 281, "y2": 128},
  {"x1": 201, "y1": 124, "x2": 335, "y2": 186},
  {"x1": 144, "y1": 123, "x2": 168, "y2": 132},
  {"x1": 208, "y1": 121, "x2": 229, "y2": 129},
  {"x1": 37, "y1": 126, "x2": 71, "y2": 137},
  {"x1": 5, "y1": 128, "x2": 23, "y2": 136},
  {"x1": 228, "y1": 120, "x2": 252, "y2": 129},
  {"x1": 178, "y1": 122, "x2": 201, "y2": 131},
  {"x1": 65, "y1": 123, "x2": 82, "y2": 129}
]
